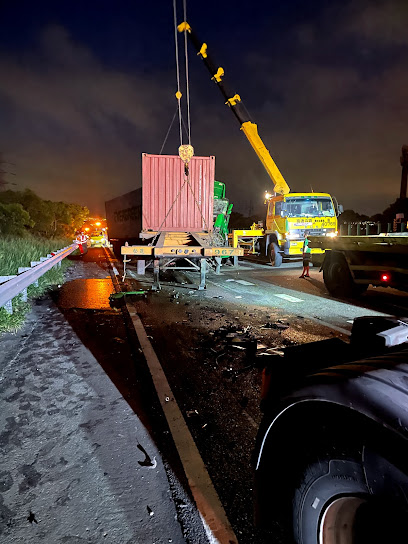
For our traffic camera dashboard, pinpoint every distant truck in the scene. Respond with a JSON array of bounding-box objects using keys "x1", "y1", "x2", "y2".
[
  {"x1": 105, "y1": 188, "x2": 142, "y2": 257},
  {"x1": 309, "y1": 232, "x2": 408, "y2": 297}
]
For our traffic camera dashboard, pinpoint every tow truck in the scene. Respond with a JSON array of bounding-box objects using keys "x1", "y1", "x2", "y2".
[{"x1": 178, "y1": 22, "x2": 342, "y2": 266}]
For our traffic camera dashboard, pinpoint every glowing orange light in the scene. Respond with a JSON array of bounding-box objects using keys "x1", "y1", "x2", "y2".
[
  {"x1": 381, "y1": 274, "x2": 389, "y2": 281},
  {"x1": 85, "y1": 227, "x2": 90, "y2": 231},
  {"x1": 95, "y1": 222, "x2": 101, "y2": 226}
]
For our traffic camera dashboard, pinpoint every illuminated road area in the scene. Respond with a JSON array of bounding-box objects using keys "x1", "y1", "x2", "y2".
[{"x1": 1, "y1": 249, "x2": 406, "y2": 544}]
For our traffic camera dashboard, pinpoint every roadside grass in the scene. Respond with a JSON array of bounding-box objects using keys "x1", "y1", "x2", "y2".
[{"x1": 0, "y1": 236, "x2": 74, "y2": 333}]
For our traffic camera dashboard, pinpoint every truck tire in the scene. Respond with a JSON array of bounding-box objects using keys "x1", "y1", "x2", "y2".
[
  {"x1": 323, "y1": 252, "x2": 366, "y2": 297},
  {"x1": 292, "y1": 441, "x2": 408, "y2": 544},
  {"x1": 268, "y1": 242, "x2": 282, "y2": 267}
]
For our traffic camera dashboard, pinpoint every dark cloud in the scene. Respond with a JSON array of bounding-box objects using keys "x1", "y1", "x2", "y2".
[
  {"x1": 0, "y1": 1, "x2": 407, "y2": 218},
  {"x1": 0, "y1": 24, "x2": 174, "y2": 213}
]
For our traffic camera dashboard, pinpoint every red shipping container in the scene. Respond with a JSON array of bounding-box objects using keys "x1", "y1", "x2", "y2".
[{"x1": 142, "y1": 153, "x2": 215, "y2": 232}]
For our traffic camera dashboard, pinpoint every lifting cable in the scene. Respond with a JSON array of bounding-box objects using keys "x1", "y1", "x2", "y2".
[
  {"x1": 173, "y1": 0, "x2": 192, "y2": 148},
  {"x1": 182, "y1": 0, "x2": 191, "y2": 145},
  {"x1": 173, "y1": 0, "x2": 183, "y2": 145}
]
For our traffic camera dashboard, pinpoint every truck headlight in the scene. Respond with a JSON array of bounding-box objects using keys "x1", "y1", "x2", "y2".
[{"x1": 326, "y1": 231, "x2": 338, "y2": 238}]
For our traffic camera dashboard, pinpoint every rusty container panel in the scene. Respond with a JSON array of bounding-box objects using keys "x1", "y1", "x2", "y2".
[{"x1": 142, "y1": 153, "x2": 215, "y2": 232}]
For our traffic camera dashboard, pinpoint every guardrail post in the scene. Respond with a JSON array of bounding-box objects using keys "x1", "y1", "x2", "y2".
[
  {"x1": 30, "y1": 262, "x2": 41, "y2": 286},
  {"x1": 4, "y1": 300, "x2": 12, "y2": 314},
  {"x1": 357, "y1": 223, "x2": 361, "y2": 235},
  {"x1": 387, "y1": 223, "x2": 392, "y2": 233},
  {"x1": 377, "y1": 222, "x2": 381, "y2": 234},
  {"x1": 18, "y1": 267, "x2": 31, "y2": 301},
  {"x1": 0, "y1": 276, "x2": 17, "y2": 314},
  {"x1": 347, "y1": 223, "x2": 352, "y2": 235}
]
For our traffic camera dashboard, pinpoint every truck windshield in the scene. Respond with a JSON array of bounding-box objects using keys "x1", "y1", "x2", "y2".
[{"x1": 283, "y1": 197, "x2": 335, "y2": 217}]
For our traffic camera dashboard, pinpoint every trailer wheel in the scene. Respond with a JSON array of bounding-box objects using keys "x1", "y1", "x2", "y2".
[
  {"x1": 292, "y1": 442, "x2": 408, "y2": 544},
  {"x1": 268, "y1": 242, "x2": 282, "y2": 267},
  {"x1": 323, "y1": 252, "x2": 366, "y2": 297}
]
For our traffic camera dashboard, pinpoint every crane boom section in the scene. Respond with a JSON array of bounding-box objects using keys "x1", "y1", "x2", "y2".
[
  {"x1": 178, "y1": 21, "x2": 290, "y2": 195},
  {"x1": 241, "y1": 121, "x2": 290, "y2": 195}
]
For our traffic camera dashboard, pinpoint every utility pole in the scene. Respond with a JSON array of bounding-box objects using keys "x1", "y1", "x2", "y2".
[
  {"x1": 0, "y1": 153, "x2": 16, "y2": 190},
  {"x1": 400, "y1": 145, "x2": 408, "y2": 200}
]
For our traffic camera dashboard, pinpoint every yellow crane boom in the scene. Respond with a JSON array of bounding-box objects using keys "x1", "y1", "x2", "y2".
[{"x1": 178, "y1": 21, "x2": 290, "y2": 195}]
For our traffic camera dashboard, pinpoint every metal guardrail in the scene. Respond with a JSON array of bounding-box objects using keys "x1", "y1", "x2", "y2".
[
  {"x1": 0, "y1": 244, "x2": 78, "y2": 314},
  {"x1": 340, "y1": 221, "x2": 407, "y2": 236}
]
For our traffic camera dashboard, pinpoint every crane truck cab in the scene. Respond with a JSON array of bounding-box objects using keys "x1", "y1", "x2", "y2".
[{"x1": 265, "y1": 192, "x2": 340, "y2": 263}]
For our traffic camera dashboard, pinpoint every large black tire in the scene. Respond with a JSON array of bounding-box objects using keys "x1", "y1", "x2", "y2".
[
  {"x1": 292, "y1": 442, "x2": 408, "y2": 544},
  {"x1": 268, "y1": 242, "x2": 282, "y2": 267},
  {"x1": 323, "y1": 252, "x2": 366, "y2": 297}
]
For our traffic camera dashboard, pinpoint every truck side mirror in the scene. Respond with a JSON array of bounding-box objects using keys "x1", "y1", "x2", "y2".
[{"x1": 338, "y1": 204, "x2": 344, "y2": 214}]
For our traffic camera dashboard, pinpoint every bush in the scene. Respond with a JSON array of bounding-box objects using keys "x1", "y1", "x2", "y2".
[{"x1": 0, "y1": 202, "x2": 33, "y2": 236}]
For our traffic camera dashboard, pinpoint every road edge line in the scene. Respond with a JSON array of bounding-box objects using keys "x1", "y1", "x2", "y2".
[{"x1": 126, "y1": 305, "x2": 238, "y2": 544}]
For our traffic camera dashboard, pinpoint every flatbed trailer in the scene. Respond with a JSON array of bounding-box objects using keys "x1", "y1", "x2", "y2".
[
  {"x1": 309, "y1": 232, "x2": 408, "y2": 297},
  {"x1": 122, "y1": 230, "x2": 243, "y2": 290}
]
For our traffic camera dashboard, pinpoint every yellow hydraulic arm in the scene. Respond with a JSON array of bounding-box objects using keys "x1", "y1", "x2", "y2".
[{"x1": 178, "y1": 21, "x2": 290, "y2": 195}]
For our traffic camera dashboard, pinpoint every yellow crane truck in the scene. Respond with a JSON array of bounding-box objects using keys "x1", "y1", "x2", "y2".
[{"x1": 178, "y1": 21, "x2": 342, "y2": 266}]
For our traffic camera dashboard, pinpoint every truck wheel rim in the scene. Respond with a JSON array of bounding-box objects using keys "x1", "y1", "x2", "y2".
[{"x1": 319, "y1": 496, "x2": 365, "y2": 544}]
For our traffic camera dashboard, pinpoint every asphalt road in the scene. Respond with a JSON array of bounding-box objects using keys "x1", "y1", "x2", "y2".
[{"x1": 1, "y1": 249, "x2": 406, "y2": 544}]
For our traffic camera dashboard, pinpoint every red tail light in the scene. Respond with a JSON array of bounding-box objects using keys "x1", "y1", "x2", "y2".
[{"x1": 381, "y1": 273, "x2": 390, "y2": 282}]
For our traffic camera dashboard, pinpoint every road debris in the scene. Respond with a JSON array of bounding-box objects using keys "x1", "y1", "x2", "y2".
[
  {"x1": 261, "y1": 322, "x2": 289, "y2": 330},
  {"x1": 137, "y1": 444, "x2": 155, "y2": 467},
  {"x1": 147, "y1": 505, "x2": 154, "y2": 517},
  {"x1": 109, "y1": 290, "x2": 146, "y2": 300},
  {"x1": 27, "y1": 511, "x2": 38, "y2": 524}
]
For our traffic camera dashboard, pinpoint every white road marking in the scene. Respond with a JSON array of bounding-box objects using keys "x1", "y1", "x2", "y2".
[
  {"x1": 274, "y1": 293, "x2": 303, "y2": 302},
  {"x1": 234, "y1": 280, "x2": 255, "y2": 286},
  {"x1": 309, "y1": 318, "x2": 351, "y2": 336},
  {"x1": 225, "y1": 279, "x2": 235, "y2": 282},
  {"x1": 127, "y1": 307, "x2": 238, "y2": 544}
]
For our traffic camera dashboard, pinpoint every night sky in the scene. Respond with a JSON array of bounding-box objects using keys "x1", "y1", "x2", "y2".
[{"x1": 1, "y1": 0, "x2": 407, "y2": 217}]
